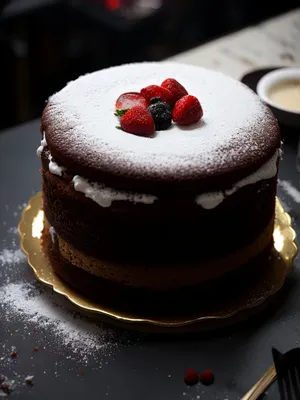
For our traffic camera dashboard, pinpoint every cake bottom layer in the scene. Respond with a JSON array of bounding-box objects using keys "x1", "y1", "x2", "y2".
[
  {"x1": 43, "y1": 218, "x2": 275, "y2": 315},
  {"x1": 45, "y1": 215, "x2": 274, "y2": 290}
]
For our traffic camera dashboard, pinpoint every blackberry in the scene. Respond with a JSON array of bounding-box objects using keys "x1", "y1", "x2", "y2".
[
  {"x1": 148, "y1": 98, "x2": 172, "y2": 130},
  {"x1": 149, "y1": 97, "x2": 161, "y2": 105}
]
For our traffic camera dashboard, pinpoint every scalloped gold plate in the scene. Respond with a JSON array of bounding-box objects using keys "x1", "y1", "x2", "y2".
[{"x1": 19, "y1": 192, "x2": 298, "y2": 332}]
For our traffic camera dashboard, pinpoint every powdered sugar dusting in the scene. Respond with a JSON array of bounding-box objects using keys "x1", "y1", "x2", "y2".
[
  {"x1": 0, "y1": 282, "x2": 121, "y2": 364},
  {"x1": 44, "y1": 62, "x2": 279, "y2": 182},
  {"x1": 0, "y1": 207, "x2": 133, "y2": 384},
  {"x1": 0, "y1": 249, "x2": 26, "y2": 266}
]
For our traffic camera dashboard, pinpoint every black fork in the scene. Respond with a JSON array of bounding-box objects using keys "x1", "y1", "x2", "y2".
[{"x1": 272, "y1": 347, "x2": 300, "y2": 400}]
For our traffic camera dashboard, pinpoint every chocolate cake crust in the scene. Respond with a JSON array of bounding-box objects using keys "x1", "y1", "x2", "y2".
[
  {"x1": 38, "y1": 62, "x2": 281, "y2": 297},
  {"x1": 41, "y1": 62, "x2": 280, "y2": 194}
]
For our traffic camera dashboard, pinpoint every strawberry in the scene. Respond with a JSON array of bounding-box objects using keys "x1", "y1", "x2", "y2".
[
  {"x1": 161, "y1": 78, "x2": 188, "y2": 102},
  {"x1": 115, "y1": 92, "x2": 147, "y2": 114},
  {"x1": 120, "y1": 106, "x2": 155, "y2": 137},
  {"x1": 199, "y1": 370, "x2": 214, "y2": 386},
  {"x1": 140, "y1": 85, "x2": 175, "y2": 107},
  {"x1": 184, "y1": 368, "x2": 199, "y2": 386},
  {"x1": 172, "y1": 95, "x2": 203, "y2": 125}
]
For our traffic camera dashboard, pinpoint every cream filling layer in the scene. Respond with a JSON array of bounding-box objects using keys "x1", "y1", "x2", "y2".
[
  {"x1": 195, "y1": 149, "x2": 280, "y2": 209},
  {"x1": 37, "y1": 134, "x2": 279, "y2": 209},
  {"x1": 37, "y1": 133, "x2": 66, "y2": 177},
  {"x1": 72, "y1": 176, "x2": 157, "y2": 208}
]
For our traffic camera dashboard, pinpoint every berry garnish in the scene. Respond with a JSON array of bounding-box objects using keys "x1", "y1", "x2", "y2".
[
  {"x1": 120, "y1": 106, "x2": 155, "y2": 137},
  {"x1": 148, "y1": 98, "x2": 172, "y2": 130},
  {"x1": 149, "y1": 97, "x2": 161, "y2": 105},
  {"x1": 115, "y1": 92, "x2": 147, "y2": 114},
  {"x1": 172, "y1": 95, "x2": 203, "y2": 125},
  {"x1": 161, "y1": 78, "x2": 188, "y2": 102},
  {"x1": 199, "y1": 370, "x2": 214, "y2": 386},
  {"x1": 10, "y1": 351, "x2": 18, "y2": 358},
  {"x1": 0, "y1": 382, "x2": 10, "y2": 394},
  {"x1": 141, "y1": 85, "x2": 175, "y2": 107},
  {"x1": 184, "y1": 368, "x2": 199, "y2": 386}
]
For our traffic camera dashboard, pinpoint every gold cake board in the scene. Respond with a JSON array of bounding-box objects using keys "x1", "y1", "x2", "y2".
[{"x1": 18, "y1": 192, "x2": 298, "y2": 333}]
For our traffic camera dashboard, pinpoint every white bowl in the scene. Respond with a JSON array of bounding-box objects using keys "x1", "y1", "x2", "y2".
[{"x1": 256, "y1": 67, "x2": 300, "y2": 128}]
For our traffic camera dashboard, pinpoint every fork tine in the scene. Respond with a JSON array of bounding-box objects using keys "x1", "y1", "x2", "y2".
[
  {"x1": 284, "y1": 348, "x2": 300, "y2": 399},
  {"x1": 296, "y1": 365, "x2": 300, "y2": 385},
  {"x1": 278, "y1": 376, "x2": 287, "y2": 400},
  {"x1": 272, "y1": 348, "x2": 287, "y2": 400},
  {"x1": 284, "y1": 371, "x2": 294, "y2": 400},
  {"x1": 289, "y1": 367, "x2": 300, "y2": 399}
]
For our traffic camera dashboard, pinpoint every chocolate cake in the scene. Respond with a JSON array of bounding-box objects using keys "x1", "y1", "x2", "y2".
[{"x1": 38, "y1": 62, "x2": 281, "y2": 310}]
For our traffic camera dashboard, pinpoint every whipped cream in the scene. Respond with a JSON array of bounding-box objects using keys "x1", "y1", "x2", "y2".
[
  {"x1": 195, "y1": 192, "x2": 225, "y2": 210},
  {"x1": 72, "y1": 175, "x2": 157, "y2": 208},
  {"x1": 49, "y1": 226, "x2": 56, "y2": 243},
  {"x1": 195, "y1": 150, "x2": 279, "y2": 209},
  {"x1": 48, "y1": 159, "x2": 65, "y2": 177},
  {"x1": 37, "y1": 133, "x2": 66, "y2": 177},
  {"x1": 36, "y1": 133, "x2": 47, "y2": 157}
]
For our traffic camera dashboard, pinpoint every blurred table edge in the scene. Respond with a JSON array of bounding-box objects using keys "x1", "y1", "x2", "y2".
[
  {"x1": 169, "y1": 7, "x2": 300, "y2": 80},
  {"x1": 0, "y1": 7, "x2": 299, "y2": 136}
]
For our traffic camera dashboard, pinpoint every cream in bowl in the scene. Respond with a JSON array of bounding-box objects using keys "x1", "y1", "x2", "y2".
[
  {"x1": 268, "y1": 79, "x2": 300, "y2": 113},
  {"x1": 257, "y1": 67, "x2": 300, "y2": 128}
]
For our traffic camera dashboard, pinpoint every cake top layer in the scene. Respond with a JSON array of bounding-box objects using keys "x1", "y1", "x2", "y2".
[{"x1": 42, "y1": 62, "x2": 280, "y2": 193}]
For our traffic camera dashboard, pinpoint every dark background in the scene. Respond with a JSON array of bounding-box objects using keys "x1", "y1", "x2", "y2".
[{"x1": 0, "y1": 0, "x2": 299, "y2": 131}]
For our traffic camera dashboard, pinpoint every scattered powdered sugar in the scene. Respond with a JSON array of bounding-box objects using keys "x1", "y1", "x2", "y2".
[
  {"x1": 0, "y1": 282, "x2": 122, "y2": 364},
  {"x1": 0, "y1": 249, "x2": 26, "y2": 267},
  {"x1": 0, "y1": 206, "x2": 136, "y2": 398},
  {"x1": 7, "y1": 227, "x2": 18, "y2": 235},
  {"x1": 44, "y1": 61, "x2": 279, "y2": 181},
  {"x1": 1, "y1": 207, "x2": 128, "y2": 369},
  {"x1": 278, "y1": 179, "x2": 300, "y2": 204},
  {"x1": 1, "y1": 205, "x2": 27, "y2": 269}
]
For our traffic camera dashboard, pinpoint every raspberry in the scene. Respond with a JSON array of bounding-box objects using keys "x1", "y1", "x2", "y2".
[
  {"x1": 184, "y1": 368, "x2": 199, "y2": 386},
  {"x1": 199, "y1": 370, "x2": 214, "y2": 386}
]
